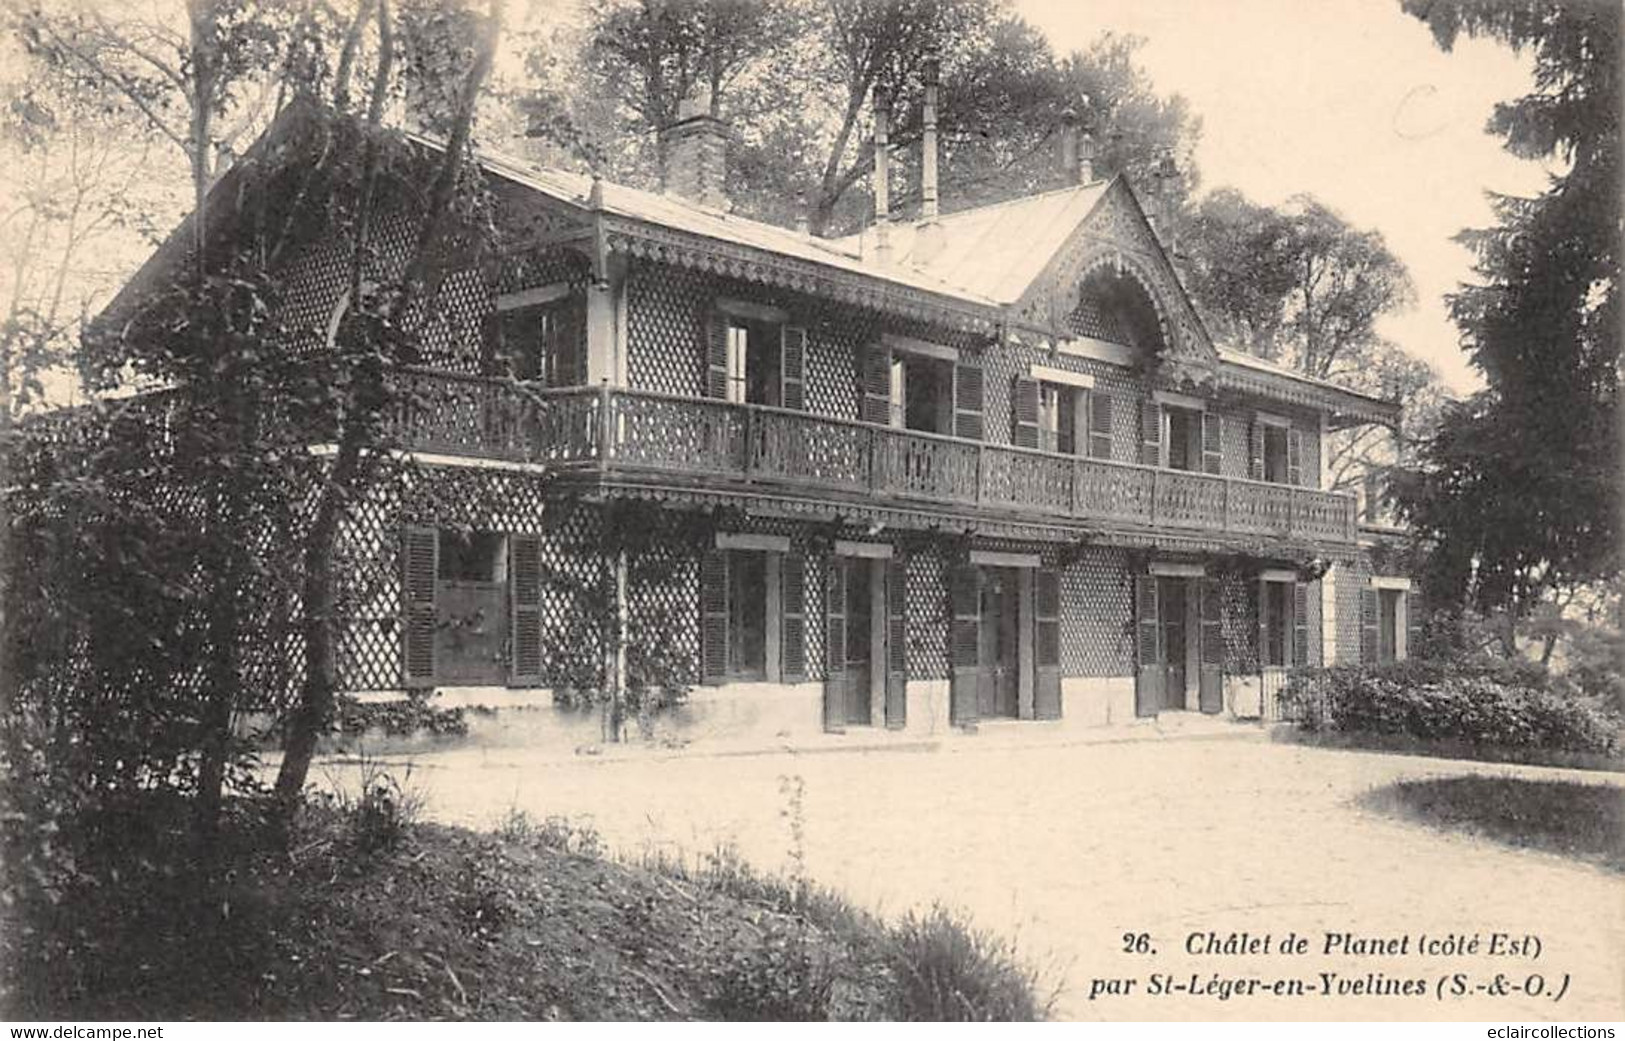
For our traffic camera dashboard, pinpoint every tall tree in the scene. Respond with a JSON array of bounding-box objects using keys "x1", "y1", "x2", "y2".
[
  {"x1": 1390, "y1": 0, "x2": 1620, "y2": 622},
  {"x1": 11, "y1": 0, "x2": 507, "y2": 829},
  {"x1": 1182, "y1": 189, "x2": 1417, "y2": 380},
  {"x1": 543, "y1": 0, "x2": 1201, "y2": 234}
]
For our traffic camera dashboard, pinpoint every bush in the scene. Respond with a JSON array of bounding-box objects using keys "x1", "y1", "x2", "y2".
[
  {"x1": 703, "y1": 920, "x2": 839, "y2": 1021},
  {"x1": 884, "y1": 905, "x2": 1052, "y2": 1021},
  {"x1": 333, "y1": 693, "x2": 468, "y2": 740},
  {"x1": 1280, "y1": 659, "x2": 1623, "y2": 758}
]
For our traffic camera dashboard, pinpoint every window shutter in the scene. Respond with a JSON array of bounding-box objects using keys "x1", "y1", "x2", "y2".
[
  {"x1": 1405, "y1": 589, "x2": 1424, "y2": 661},
  {"x1": 544, "y1": 297, "x2": 586, "y2": 388},
  {"x1": 563, "y1": 295, "x2": 587, "y2": 387},
  {"x1": 509, "y1": 534, "x2": 543, "y2": 686},
  {"x1": 949, "y1": 565, "x2": 981, "y2": 725},
  {"x1": 823, "y1": 557, "x2": 847, "y2": 731},
  {"x1": 1287, "y1": 427, "x2": 1304, "y2": 487},
  {"x1": 1134, "y1": 574, "x2": 1162, "y2": 716},
  {"x1": 1249, "y1": 421, "x2": 1265, "y2": 481},
  {"x1": 1199, "y1": 577, "x2": 1224, "y2": 713},
  {"x1": 780, "y1": 326, "x2": 807, "y2": 411},
  {"x1": 1140, "y1": 399, "x2": 1162, "y2": 466},
  {"x1": 700, "y1": 549, "x2": 729, "y2": 684},
  {"x1": 705, "y1": 310, "x2": 729, "y2": 399},
  {"x1": 1201, "y1": 412, "x2": 1223, "y2": 475},
  {"x1": 1034, "y1": 569, "x2": 1061, "y2": 719},
  {"x1": 781, "y1": 552, "x2": 808, "y2": 681},
  {"x1": 953, "y1": 363, "x2": 984, "y2": 441},
  {"x1": 1359, "y1": 585, "x2": 1379, "y2": 663},
  {"x1": 885, "y1": 557, "x2": 907, "y2": 728},
  {"x1": 1088, "y1": 392, "x2": 1114, "y2": 459},
  {"x1": 1292, "y1": 581, "x2": 1309, "y2": 667},
  {"x1": 1136, "y1": 575, "x2": 1159, "y2": 671},
  {"x1": 1256, "y1": 578, "x2": 1270, "y2": 669},
  {"x1": 1012, "y1": 376, "x2": 1040, "y2": 448},
  {"x1": 861, "y1": 343, "x2": 892, "y2": 425},
  {"x1": 1200, "y1": 578, "x2": 1224, "y2": 669},
  {"x1": 482, "y1": 311, "x2": 505, "y2": 377},
  {"x1": 402, "y1": 525, "x2": 439, "y2": 687}
]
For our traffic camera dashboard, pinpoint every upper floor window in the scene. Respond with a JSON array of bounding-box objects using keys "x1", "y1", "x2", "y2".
[
  {"x1": 708, "y1": 299, "x2": 805, "y2": 408},
  {"x1": 864, "y1": 340, "x2": 956, "y2": 435},
  {"x1": 1164, "y1": 405, "x2": 1201, "y2": 471},
  {"x1": 898, "y1": 354, "x2": 953, "y2": 433},
  {"x1": 1039, "y1": 383, "x2": 1077, "y2": 455},
  {"x1": 1263, "y1": 424, "x2": 1289, "y2": 483},
  {"x1": 1250, "y1": 413, "x2": 1304, "y2": 485},
  {"x1": 1015, "y1": 370, "x2": 1113, "y2": 459},
  {"x1": 492, "y1": 290, "x2": 583, "y2": 387},
  {"x1": 1141, "y1": 395, "x2": 1220, "y2": 472}
]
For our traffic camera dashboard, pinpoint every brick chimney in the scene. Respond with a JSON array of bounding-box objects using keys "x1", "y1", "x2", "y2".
[{"x1": 659, "y1": 85, "x2": 730, "y2": 210}]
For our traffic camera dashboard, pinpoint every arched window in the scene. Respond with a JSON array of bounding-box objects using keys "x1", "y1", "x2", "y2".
[{"x1": 1066, "y1": 267, "x2": 1166, "y2": 356}]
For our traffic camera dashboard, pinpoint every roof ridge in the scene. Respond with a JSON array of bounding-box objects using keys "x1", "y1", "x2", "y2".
[
  {"x1": 945, "y1": 178, "x2": 1111, "y2": 217},
  {"x1": 474, "y1": 142, "x2": 867, "y2": 263}
]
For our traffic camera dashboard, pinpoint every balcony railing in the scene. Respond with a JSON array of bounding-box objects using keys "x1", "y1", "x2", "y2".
[{"x1": 395, "y1": 371, "x2": 1359, "y2": 544}]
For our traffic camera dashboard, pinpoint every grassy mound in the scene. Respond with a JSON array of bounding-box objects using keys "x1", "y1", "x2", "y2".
[
  {"x1": 3, "y1": 797, "x2": 1049, "y2": 1021},
  {"x1": 1362, "y1": 775, "x2": 1625, "y2": 874}
]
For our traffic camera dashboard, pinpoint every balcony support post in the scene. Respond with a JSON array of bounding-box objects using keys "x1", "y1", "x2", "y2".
[{"x1": 597, "y1": 380, "x2": 612, "y2": 471}]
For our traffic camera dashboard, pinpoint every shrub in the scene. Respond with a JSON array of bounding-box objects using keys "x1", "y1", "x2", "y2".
[
  {"x1": 333, "y1": 693, "x2": 467, "y2": 740},
  {"x1": 884, "y1": 905, "x2": 1052, "y2": 1021},
  {"x1": 702, "y1": 920, "x2": 838, "y2": 1021},
  {"x1": 1280, "y1": 660, "x2": 1623, "y2": 758},
  {"x1": 317, "y1": 756, "x2": 423, "y2": 854}
]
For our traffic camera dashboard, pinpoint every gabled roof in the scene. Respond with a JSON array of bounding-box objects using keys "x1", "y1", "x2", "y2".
[
  {"x1": 476, "y1": 148, "x2": 1000, "y2": 307},
  {"x1": 831, "y1": 181, "x2": 1113, "y2": 304},
  {"x1": 95, "y1": 101, "x2": 1401, "y2": 425}
]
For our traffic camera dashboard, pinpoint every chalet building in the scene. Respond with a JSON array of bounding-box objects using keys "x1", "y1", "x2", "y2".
[{"x1": 100, "y1": 85, "x2": 1422, "y2": 742}]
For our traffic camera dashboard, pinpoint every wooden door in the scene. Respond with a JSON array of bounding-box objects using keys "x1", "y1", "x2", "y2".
[
  {"x1": 844, "y1": 557, "x2": 873, "y2": 725},
  {"x1": 977, "y1": 569, "x2": 1018, "y2": 718},
  {"x1": 1160, "y1": 577, "x2": 1188, "y2": 710}
]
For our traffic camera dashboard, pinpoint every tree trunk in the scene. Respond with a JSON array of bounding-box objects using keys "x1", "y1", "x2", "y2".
[{"x1": 273, "y1": 421, "x2": 364, "y2": 810}]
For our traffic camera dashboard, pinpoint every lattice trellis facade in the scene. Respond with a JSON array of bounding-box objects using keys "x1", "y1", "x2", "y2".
[
  {"x1": 1335, "y1": 558, "x2": 1371, "y2": 666},
  {"x1": 1059, "y1": 546, "x2": 1136, "y2": 676},
  {"x1": 36, "y1": 123, "x2": 1423, "y2": 736}
]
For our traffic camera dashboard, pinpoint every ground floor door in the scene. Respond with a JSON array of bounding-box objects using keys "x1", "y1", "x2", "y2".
[
  {"x1": 1136, "y1": 573, "x2": 1206, "y2": 715},
  {"x1": 977, "y1": 567, "x2": 1020, "y2": 718},
  {"x1": 1378, "y1": 588, "x2": 1400, "y2": 664},
  {"x1": 1159, "y1": 577, "x2": 1189, "y2": 711},
  {"x1": 844, "y1": 557, "x2": 875, "y2": 725}
]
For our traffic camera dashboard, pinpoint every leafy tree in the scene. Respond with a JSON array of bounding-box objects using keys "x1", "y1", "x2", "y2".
[
  {"x1": 1182, "y1": 189, "x2": 1417, "y2": 380},
  {"x1": 541, "y1": 0, "x2": 1201, "y2": 234},
  {"x1": 7, "y1": 0, "x2": 507, "y2": 832},
  {"x1": 1390, "y1": 0, "x2": 1620, "y2": 628},
  {"x1": 1180, "y1": 187, "x2": 1432, "y2": 508}
]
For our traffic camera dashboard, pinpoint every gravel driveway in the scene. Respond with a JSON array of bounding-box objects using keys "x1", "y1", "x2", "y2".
[{"x1": 327, "y1": 731, "x2": 1625, "y2": 1020}]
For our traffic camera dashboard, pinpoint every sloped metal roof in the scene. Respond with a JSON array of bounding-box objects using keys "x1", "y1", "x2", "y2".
[
  {"x1": 476, "y1": 148, "x2": 1000, "y2": 307},
  {"x1": 831, "y1": 181, "x2": 1113, "y2": 304}
]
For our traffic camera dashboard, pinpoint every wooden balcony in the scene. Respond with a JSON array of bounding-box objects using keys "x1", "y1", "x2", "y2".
[{"x1": 396, "y1": 370, "x2": 1360, "y2": 546}]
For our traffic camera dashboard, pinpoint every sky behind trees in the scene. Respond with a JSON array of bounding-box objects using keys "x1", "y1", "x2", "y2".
[{"x1": 1018, "y1": 0, "x2": 1552, "y2": 393}]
